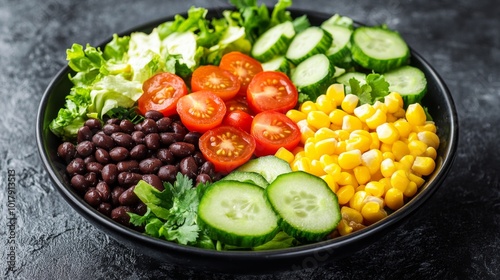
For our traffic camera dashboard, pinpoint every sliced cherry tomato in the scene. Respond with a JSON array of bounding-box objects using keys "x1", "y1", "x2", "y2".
[
  {"x1": 191, "y1": 65, "x2": 241, "y2": 101},
  {"x1": 199, "y1": 126, "x2": 256, "y2": 174},
  {"x1": 176, "y1": 91, "x2": 226, "y2": 133},
  {"x1": 250, "y1": 111, "x2": 301, "y2": 157},
  {"x1": 138, "y1": 72, "x2": 189, "y2": 117},
  {"x1": 219, "y1": 51, "x2": 263, "y2": 96},
  {"x1": 222, "y1": 110, "x2": 254, "y2": 133},
  {"x1": 224, "y1": 96, "x2": 253, "y2": 115},
  {"x1": 246, "y1": 71, "x2": 298, "y2": 113}
]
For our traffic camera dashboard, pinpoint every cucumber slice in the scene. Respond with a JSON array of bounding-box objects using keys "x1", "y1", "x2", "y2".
[
  {"x1": 285, "y1": 26, "x2": 332, "y2": 65},
  {"x1": 221, "y1": 171, "x2": 269, "y2": 189},
  {"x1": 235, "y1": 155, "x2": 292, "y2": 183},
  {"x1": 351, "y1": 26, "x2": 410, "y2": 73},
  {"x1": 384, "y1": 65, "x2": 427, "y2": 104},
  {"x1": 251, "y1": 21, "x2": 295, "y2": 62},
  {"x1": 291, "y1": 53, "x2": 335, "y2": 101},
  {"x1": 198, "y1": 180, "x2": 280, "y2": 247},
  {"x1": 321, "y1": 25, "x2": 353, "y2": 67},
  {"x1": 265, "y1": 171, "x2": 341, "y2": 242},
  {"x1": 261, "y1": 56, "x2": 291, "y2": 75},
  {"x1": 335, "y1": 72, "x2": 366, "y2": 86}
]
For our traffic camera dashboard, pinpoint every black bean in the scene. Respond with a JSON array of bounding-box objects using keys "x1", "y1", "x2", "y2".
[
  {"x1": 169, "y1": 142, "x2": 195, "y2": 158},
  {"x1": 159, "y1": 132, "x2": 178, "y2": 146},
  {"x1": 84, "y1": 188, "x2": 102, "y2": 207},
  {"x1": 144, "y1": 110, "x2": 164, "y2": 121},
  {"x1": 109, "y1": 147, "x2": 129, "y2": 162},
  {"x1": 66, "y1": 158, "x2": 86, "y2": 176},
  {"x1": 111, "y1": 206, "x2": 132, "y2": 226},
  {"x1": 111, "y1": 132, "x2": 134, "y2": 149},
  {"x1": 92, "y1": 133, "x2": 115, "y2": 150},
  {"x1": 158, "y1": 165, "x2": 178, "y2": 183},
  {"x1": 196, "y1": 174, "x2": 212, "y2": 186},
  {"x1": 95, "y1": 148, "x2": 111, "y2": 164},
  {"x1": 85, "y1": 172, "x2": 98, "y2": 187},
  {"x1": 156, "y1": 117, "x2": 172, "y2": 132},
  {"x1": 95, "y1": 181, "x2": 111, "y2": 201},
  {"x1": 199, "y1": 161, "x2": 215, "y2": 177},
  {"x1": 117, "y1": 172, "x2": 142, "y2": 187},
  {"x1": 139, "y1": 158, "x2": 162, "y2": 174},
  {"x1": 111, "y1": 187, "x2": 125, "y2": 206},
  {"x1": 70, "y1": 174, "x2": 89, "y2": 192},
  {"x1": 129, "y1": 144, "x2": 147, "y2": 160},
  {"x1": 171, "y1": 121, "x2": 187, "y2": 138},
  {"x1": 142, "y1": 174, "x2": 164, "y2": 191},
  {"x1": 118, "y1": 186, "x2": 139, "y2": 206},
  {"x1": 97, "y1": 202, "x2": 112, "y2": 216},
  {"x1": 77, "y1": 126, "x2": 93, "y2": 143},
  {"x1": 156, "y1": 148, "x2": 175, "y2": 164},
  {"x1": 101, "y1": 164, "x2": 118, "y2": 185},
  {"x1": 184, "y1": 131, "x2": 201, "y2": 146},
  {"x1": 131, "y1": 131, "x2": 145, "y2": 144},
  {"x1": 106, "y1": 118, "x2": 120, "y2": 125},
  {"x1": 85, "y1": 162, "x2": 103, "y2": 174},
  {"x1": 141, "y1": 118, "x2": 158, "y2": 134},
  {"x1": 76, "y1": 141, "x2": 95, "y2": 157},
  {"x1": 180, "y1": 157, "x2": 198, "y2": 179},
  {"x1": 193, "y1": 151, "x2": 206, "y2": 166},
  {"x1": 103, "y1": 123, "x2": 121, "y2": 135},
  {"x1": 135, "y1": 203, "x2": 148, "y2": 216},
  {"x1": 145, "y1": 133, "x2": 161, "y2": 150},
  {"x1": 84, "y1": 155, "x2": 96, "y2": 164},
  {"x1": 117, "y1": 160, "x2": 140, "y2": 173},
  {"x1": 119, "y1": 119, "x2": 135, "y2": 134},
  {"x1": 85, "y1": 118, "x2": 102, "y2": 131},
  {"x1": 57, "y1": 142, "x2": 76, "y2": 163}
]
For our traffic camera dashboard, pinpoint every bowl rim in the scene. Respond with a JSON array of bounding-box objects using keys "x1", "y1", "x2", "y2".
[{"x1": 35, "y1": 6, "x2": 459, "y2": 271}]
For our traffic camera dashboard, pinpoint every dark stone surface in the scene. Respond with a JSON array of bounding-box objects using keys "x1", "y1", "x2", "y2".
[{"x1": 1, "y1": 0, "x2": 499, "y2": 279}]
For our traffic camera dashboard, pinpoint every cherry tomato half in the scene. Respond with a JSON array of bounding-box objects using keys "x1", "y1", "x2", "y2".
[
  {"x1": 176, "y1": 91, "x2": 227, "y2": 133},
  {"x1": 224, "y1": 96, "x2": 253, "y2": 115},
  {"x1": 191, "y1": 65, "x2": 241, "y2": 101},
  {"x1": 250, "y1": 111, "x2": 301, "y2": 157},
  {"x1": 138, "y1": 72, "x2": 189, "y2": 117},
  {"x1": 222, "y1": 110, "x2": 254, "y2": 133},
  {"x1": 199, "y1": 126, "x2": 256, "y2": 174},
  {"x1": 219, "y1": 51, "x2": 263, "y2": 97},
  {"x1": 247, "y1": 71, "x2": 298, "y2": 114}
]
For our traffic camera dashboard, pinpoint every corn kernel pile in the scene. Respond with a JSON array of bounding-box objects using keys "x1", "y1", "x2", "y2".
[{"x1": 275, "y1": 84, "x2": 440, "y2": 236}]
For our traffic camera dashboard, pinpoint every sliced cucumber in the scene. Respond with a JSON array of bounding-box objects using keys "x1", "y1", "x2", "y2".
[
  {"x1": 384, "y1": 65, "x2": 427, "y2": 104},
  {"x1": 221, "y1": 171, "x2": 269, "y2": 189},
  {"x1": 235, "y1": 155, "x2": 292, "y2": 184},
  {"x1": 285, "y1": 26, "x2": 332, "y2": 65},
  {"x1": 198, "y1": 180, "x2": 280, "y2": 247},
  {"x1": 265, "y1": 171, "x2": 341, "y2": 242},
  {"x1": 321, "y1": 25, "x2": 353, "y2": 67},
  {"x1": 351, "y1": 26, "x2": 410, "y2": 73},
  {"x1": 291, "y1": 53, "x2": 335, "y2": 101},
  {"x1": 335, "y1": 71, "x2": 366, "y2": 86},
  {"x1": 261, "y1": 56, "x2": 291, "y2": 75},
  {"x1": 251, "y1": 21, "x2": 295, "y2": 62}
]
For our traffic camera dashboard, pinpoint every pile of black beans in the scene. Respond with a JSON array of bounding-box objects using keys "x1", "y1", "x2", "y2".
[{"x1": 57, "y1": 110, "x2": 220, "y2": 228}]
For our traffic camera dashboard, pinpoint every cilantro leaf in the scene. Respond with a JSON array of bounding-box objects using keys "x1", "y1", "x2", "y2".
[{"x1": 348, "y1": 73, "x2": 390, "y2": 105}]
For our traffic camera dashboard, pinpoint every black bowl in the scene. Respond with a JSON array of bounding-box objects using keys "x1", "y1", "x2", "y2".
[{"x1": 36, "y1": 8, "x2": 458, "y2": 274}]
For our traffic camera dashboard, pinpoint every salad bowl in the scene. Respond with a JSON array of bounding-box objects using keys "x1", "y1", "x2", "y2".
[{"x1": 36, "y1": 7, "x2": 458, "y2": 274}]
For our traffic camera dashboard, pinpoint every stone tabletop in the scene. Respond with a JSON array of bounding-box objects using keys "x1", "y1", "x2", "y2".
[{"x1": 1, "y1": 0, "x2": 499, "y2": 279}]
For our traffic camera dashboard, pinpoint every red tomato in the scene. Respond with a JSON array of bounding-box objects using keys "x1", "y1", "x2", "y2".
[
  {"x1": 138, "y1": 72, "x2": 188, "y2": 117},
  {"x1": 224, "y1": 96, "x2": 253, "y2": 115},
  {"x1": 219, "y1": 51, "x2": 263, "y2": 96},
  {"x1": 250, "y1": 111, "x2": 301, "y2": 157},
  {"x1": 246, "y1": 71, "x2": 298, "y2": 113},
  {"x1": 199, "y1": 126, "x2": 256, "y2": 174},
  {"x1": 222, "y1": 110, "x2": 254, "y2": 133},
  {"x1": 191, "y1": 65, "x2": 241, "y2": 101},
  {"x1": 176, "y1": 91, "x2": 227, "y2": 133}
]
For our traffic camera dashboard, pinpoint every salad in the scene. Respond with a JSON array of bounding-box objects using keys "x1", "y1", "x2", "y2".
[{"x1": 52, "y1": 0, "x2": 439, "y2": 251}]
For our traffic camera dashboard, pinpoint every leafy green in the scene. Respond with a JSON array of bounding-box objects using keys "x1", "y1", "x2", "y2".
[
  {"x1": 348, "y1": 73, "x2": 390, "y2": 104},
  {"x1": 104, "y1": 106, "x2": 144, "y2": 124}
]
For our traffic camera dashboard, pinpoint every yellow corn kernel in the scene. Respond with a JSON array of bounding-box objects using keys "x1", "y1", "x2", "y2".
[
  {"x1": 353, "y1": 103, "x2": 376, "y2": 122},
  {"x1": 350, "y1": 130, "x2": 372, "y2": 141},
  {"x1": 300, "y1": 100, "x2": 318, "y2": 115},
  {"x1": 408, "y1": 139, "x2": 428, "y2": 157},
  {"x1": 379, "y1": 177, "x2": 392, "y2": 193},
  {"x1": 342, "y1": 115, "x2": 363, "y2": 132},
  {"x1": 386, "y1": 113, "x2": 398, "y2": 123},
  {"x1": 380, "y1": 158, "x2": 397, "y2": 178},
  {"x1": 338, "y1": 171, "x2": 358, "y2": 187},
  {"x1": 294, "y1": 150, "x2": 306, "y2": 160},
  {"x1": 389, "y1": 92, "x2": 404, "y2": 108},
  {"x1": 292, "y1": 145, "x2": 304, "y2": 154},
  {"x1": 365, "y1": 109, "x2": 387, "y2": 130},
  {"x1": 361, "y1": 149, "x2": 383, "y2": 175},
  {"x1": 345, "y1": 135, "x2": 371, "y2": 152},
  {"x1": 326, "y1": 83, "x2": 345, "y2": 103},
  {"x1": 350, "y1": 190, "x2": 368, "y2": 212},
  {"x1": 411, "y1": 156, "x2": 436, "y2": 176},
  {"x1": 320, "y1": 154, "x2": 338, "y2": 167},
  {"x1": 390, "y1": 169, "x2": 410, "y2": 192},
  {"x1": 275, "y1": 147, "x2": 295, "y2": 164},
  {"x1": 384, "y1": 93, "x2": 402, "y2": 113},
  {"x1": 380, "y1": 142, "x2": 393, "y2": 153},
  {"x1": 364, "y1": 181, "x2": 385, "y2": 197},
  {"x1": 414, "y1": 122, "x2": 437, "y2": 133},
  {"x1": 310, "y1": 159, "x2": 326, "y2": 177},
  {"x1": 307, "y1": 111, "x2": 331, "y2": 130},
  {"x1": 304, "y1": 140, "x2": 318, "y2": 160},
  {"x1": 385, "y1": 188, "x2": 404, "y2": 210},
  {"x1": 403, "y1": 181, "x2": 418, "y2": 197},
  {"x1": 393, "y1": 107, "x2": 406, "y2": 118},
  {"x1": 418, "y1": 131, "x2": 440, "y2": 150},
  {"x1": 286, "y1": 109, "x2": 307, "y2": 123},
  {"x1": 408, "y1": 172, "x2": 425, "y2": 188},
  {"x1": 353, "y1": 165, "x2": 371, "y2": 185},
  {"x1": 335, "y1": 140, "x2": 347, "y2": 154},
  {"x1": 372, "y1": 101, "x2": 388, "y2": 113},
  {"x1": 297, "y1": 120, "x2": 316, "y2": 145},
  {"x1": 322, "y1": 174, "x2": 339, "y2": 193},
  {"x1": 329, "y1": 109, "x2": 348, "y2": 126},
  {"x1": 291, "y1": 157, "x2": 310, "y2": 172},
  {"x1": 356, "y1": 184, "x2": 366, "y2": 192},
  {"x1": 405, "y1": 103, "x2": 426, "y2": 126},
  {"x1": 323, "y1": 162, "x2": 342, "y2": 182},
  {"x1": 314, "y1": 127, "x2": 337, "y2": 141},
  {"x1": 393, "y1": 119, "x2": 412, "y2": 139},
  {"x1": 315, "y1": 138, "x2": 337, "y2": 156},
  {"x1": 361, "y1": 201, "x2": 387, "y2": 224},
  {"x1": 315, "y1": 94, "x2": 336, "y2": 114},
  {"x1": 337, "y1": 184, "x2": 355, "y2": 205},
  {"x1": 423, "y1": 146, "x2": 437, "y2": 160},
  {"x1": 376, "y1": 123, "x2": 400, "y2": 144},
  {"x1": 332, "y1": 129, "x2": 350, "y2": 141},
  {"x1": 392, "y1": 140, "x2": 410, "y2": 161},
  {"x1": 337, "y1": 219, "x2": 353, "y2": 236},
  {"x1": 382, "y1": 151, "x2": 395, "y2": 161},
  {"x1": 338, "y1": 149, "x2": 362, "y2": 170},
  {"x1": 369, "y1": 132, "x2": 380, "y2": 149},
  {"x1": 341, "y1": 94, "x2": 359, "y2": 114},
  {"x1": 399, "y1": 154, "x2": 415, "y2": 171},
  {"x1": 341, "y1": 206, "x2": 364, "y2": 225}
]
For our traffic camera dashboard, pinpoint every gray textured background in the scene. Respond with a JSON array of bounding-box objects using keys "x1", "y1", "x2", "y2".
[{"x1": 1, "y1": 0, "x2": 499, "y2": 279}]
